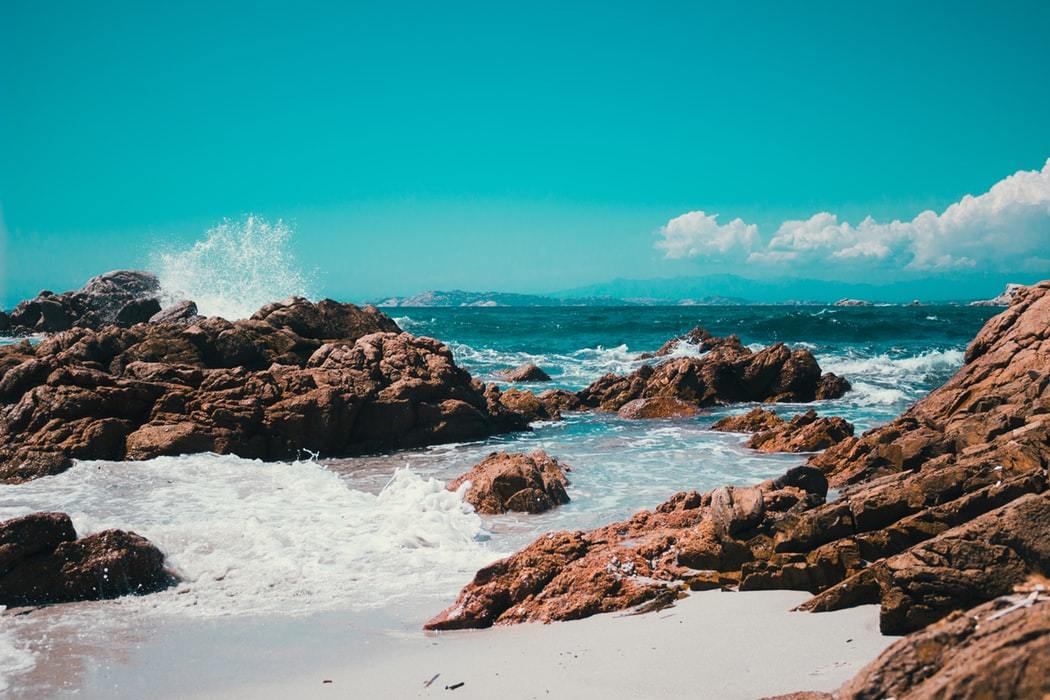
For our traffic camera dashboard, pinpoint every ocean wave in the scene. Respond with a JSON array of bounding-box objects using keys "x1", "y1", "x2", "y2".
[
  {"x1": 0, "y1": 455, "x2": 500, "y2": 618},
  {"x1": 818, "y1": 348, "x2": 965, "y2": 406},
  {"x1": 151, "y1": 215, "x2": 314, "y2": 320}
]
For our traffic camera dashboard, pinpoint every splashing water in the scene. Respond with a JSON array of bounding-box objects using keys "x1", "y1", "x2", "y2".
[{"x1": 152, "y1": 215, "x2": 313, "y2": 320}]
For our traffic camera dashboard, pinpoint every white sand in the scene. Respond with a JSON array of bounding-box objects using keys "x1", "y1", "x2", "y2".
[{"x1": 34, "y1": 590, "x2": 893, "y2": 700}]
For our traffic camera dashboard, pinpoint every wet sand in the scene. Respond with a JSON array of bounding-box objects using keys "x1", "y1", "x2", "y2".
[{"x1": 17, "y1": 590, "x2": 894, "y2": 699}]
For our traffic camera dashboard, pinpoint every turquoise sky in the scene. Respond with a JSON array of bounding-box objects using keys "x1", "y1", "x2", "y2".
[{"x1": 2, "y1": 1, "x2": 1050, "y2": 304}]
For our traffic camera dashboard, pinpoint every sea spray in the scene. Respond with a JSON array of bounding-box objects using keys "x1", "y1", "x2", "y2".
[
  {"x1": 152, "y1": 215, "x2": 313, "y2": 320},
  {"x1": 0, "y1": 456, "x2": 499, "y2": 618}
]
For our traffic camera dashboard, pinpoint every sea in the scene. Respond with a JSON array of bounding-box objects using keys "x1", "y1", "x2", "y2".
[{"x1": 0, "y1": 302, "x2": 998, "y2": 696}]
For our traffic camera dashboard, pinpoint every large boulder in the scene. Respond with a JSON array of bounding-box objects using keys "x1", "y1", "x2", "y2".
[
  {"x1": 579, "y1": 337, "x2": 850, "y2": 411},
  {"x1": 495, "y1": 363, "x2": 552, "y2": 382},
  {"x1": 0, "y1": 512, "x2": 174, "y2": 606},
  {"x1": 447, "y1": 450, "x2": 571, "y2": 514},
  {"x1": 0, "y1": 300, "x2": 531, "y2": 482},
  {"x1": 5, "y1": 270, "x2": 162, "y2": 334}
]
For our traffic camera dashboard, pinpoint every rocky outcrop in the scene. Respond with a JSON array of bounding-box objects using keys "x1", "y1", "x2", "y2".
[
  {"x1": 485, "y1": 386, "x2": 574, "y2": 422},
  {"x1": 150, "y1": 300, "x2": 202, "y2": 325},
  {"x1": 617, "y1": 397, "x2": 702, "y2": 419},
  {"x1": 810, "y1": 280, "x2": 1050, "y2": 487},
  {"x1": 496, "y1": 363, "x2": 552, "y2": 382},
  {"x1": 581, "y1": 339, "x2": 850, "y2": 411},
  {"x1": 0, "y1": 299, "x2": 529, "y2": 482},
  {"x1": 426, "y1": 283, "x2": 1050, "y2": 631},
  {"x1": 769, "y1": 581, "x2": 1050, "y2": 700},
  {"x1": 969, "y1": 281, "x2": 1026, "y2": 306},
  {"x1": 713, "y1": 409, "x2": 854, "y2": 453},
  {"x1": 0, "y1": 512, "x2": 174, "y2": 606},
  {"x1": 833, "y1": 298, "x2": 872, "y2": 307},
  {"x1": 638, "y1": 326, "x2": 745, "y2": 359},
  {"x1": 4, "y1": 270, "x2": 163, "y2": 334},
  {"x1": 448, "y1": 450, "x2": 571, "y2": 514}
]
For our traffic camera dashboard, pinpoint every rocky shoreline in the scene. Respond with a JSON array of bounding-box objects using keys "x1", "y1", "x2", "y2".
[
  {"x1": 426, "y1": 281, "x2": 1050, "y2": 698},
  {"x1": 2, "y1": 273, "x2": 1046, "y2": 697}
]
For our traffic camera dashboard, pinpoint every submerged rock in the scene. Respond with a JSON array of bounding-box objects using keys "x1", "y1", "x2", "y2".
[
  {"x1": 0, "y1": 512, "x2": 174, "y2": 606},
  {"x1": 0, "y1": 299, "x2": 529, "y2": 482},
  {"x1": 448, "y1": 450, "x2": 571, "y2": 514},
  {"x1": 425, "y1": 282, "x2": 1050, "y2": 631},
  {"x1": 496, "y1": 363, "x2": 552, "y2": 382}
]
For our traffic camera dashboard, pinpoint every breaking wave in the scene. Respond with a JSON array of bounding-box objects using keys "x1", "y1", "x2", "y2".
[{"x1": 152, "y1": 215, "x2": 313, "y2": 321}]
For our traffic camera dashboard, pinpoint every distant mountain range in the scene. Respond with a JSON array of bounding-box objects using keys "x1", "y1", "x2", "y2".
[{"x1": 373, "y1": 274, "x2": 1031, "y2": 307}]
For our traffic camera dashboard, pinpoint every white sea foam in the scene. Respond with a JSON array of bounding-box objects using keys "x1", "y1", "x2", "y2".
[
  {"x1": 0, "y1": 455, "x2": 499, "y2": 618},
  {"x1": 818, "y1": 349, "x2": 964, "y2": 405},
  {"x1": 152, "y1": 215, "x2": 313, "y2": 320},
  {"x1": 0, "y1": 619, "x2": 35, "y2": 693}
]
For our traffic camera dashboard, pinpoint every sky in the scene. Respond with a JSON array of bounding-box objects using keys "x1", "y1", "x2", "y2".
[{"x1": 2, "y1": 0, "x2": 1050, "y2": 305}]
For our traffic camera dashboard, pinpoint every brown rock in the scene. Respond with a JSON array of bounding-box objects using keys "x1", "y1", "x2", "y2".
[
  {"x1": 5, "y1": 270, "x2": 162, "y2": 334},
  {"x1": 496, "y1": 363, "x2": 552, "y2": 382},
  {"x1": 0, "y1": 300, "x2": 528, "y2": 482},
  {"x1": 638, "y1": 326, "x2": 745, "y2": 359},
  {"x1": 447, "y1": 450, "x2": 571, "y2": 514},
  {"x1": 711, "y1": 407, "x2": 784, "y2": 433},
  {"x1": 0, "y1": 512, "x2": 175, "y2": 606},
  {"x1": 747, "y1": 410, "x2": 854, "y2": 453},
  {"x1": 710, "y1": 485, "x2": 765, "y2": 536},
  {"x1": 580, "y1": 340, "x2": 849, "y2": 412},
  {"x1": 616, "y1": 396, "x2": 702, "y2": 419}
]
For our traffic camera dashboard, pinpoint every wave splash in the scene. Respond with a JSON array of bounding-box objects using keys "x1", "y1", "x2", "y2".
[{"x1": 152, "y1": 215, "x2": 313, "y2": 320}]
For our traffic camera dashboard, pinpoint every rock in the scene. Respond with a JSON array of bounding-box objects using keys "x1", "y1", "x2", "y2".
[
  {"x1": 711, "y1": 408, "x2": 784, "y2": 433},
  {"x1": 969, "y1": 282, "x2": 1026, "y2": 306},
  {"x1": 114, "y1": 297, "x2": 162, "y2": 326},
  {"x1": 488, "y1": 386, "x2": 561, "y2": 422},
  {"x1": 834, "y1": 588, "x2": 1050, "y2": 699},
  {"x1": 579, "y1": 340, "x2": 850, "y2": 411},
  {"x1": 638, "y1": 326, "x2": 745, "y2": 359},
  {"x1": 424, "y1": 281, "x2": 1050, "y2": 633},
  {"x1": 0, "y1": 311, "x2": 9, "y2": 333},
  {"x1": 495, "y1": 363, "x2": 552, "y2": 383},
  {"x1": 710, "y1": 485, "x2": 765, "y2": 536},
  {"x1": 150, "y1": 300, "x2": 202, "y2": 324},
  {"x1": 617, "y1": 396, "x2": 702, "y2": 419},
  {"x1": 801, "y1": 493, "x2": 1050, "y2": 634},
  {"x1": 0, "y1": 300, "x2": 528, "y2": 482},
  {"x1": 537, "y1": 389, "x2": 582, "y2": 412},
  {"x1": 0, "y1": 512, "x2": 174, "y2": 606},
  {"x1": 746, "y1": 410, "x2": 854, "y2": 453},
  {"x1": 448, "y1": 450, "x2": 571, "y2": 514},
  {"x1": 833, "y1": 298, "x2": 872, "y2": 306},
  {"x1": 4, "y1": 270, "x2": 162, "y2": 334},
  {"x1": 250, "y1": 296, "x2": 400, "y2": 339},
  {"x1": 810, "y1": 280, "x2": 1050, "y2": 487}
]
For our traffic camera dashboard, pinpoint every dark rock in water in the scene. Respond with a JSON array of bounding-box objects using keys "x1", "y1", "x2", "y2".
[
  {"x1": 424, "y1": 281, "x2": 1050, "y2": 631},
  {"x1": 487, "y1": 386, "x2": 562, "y2": 422},
  {"x1": 617, "y1": 396, "x2": 702, "y2": 419},
  {"x1": 537, "y1": 389, "x2": 582, "y2": 412},
  {"x1": 0, "y1": 299, "x2": 528, "y2": 482},
  {"x1": 579, "y1": 338, "x2": 850, "y2": 411},
  {"x1": 638, "y1": 326, "x2": 744, "y2": 359},
  {"x1": 0, "y1": 311, "x2": 8, "y2": 332},
  {"x1": 745, "y1": 410, "x2": 853, "y2": 453},
  {"x1": 711, "y1": 408, "x2": 784, "y2": 433},
  {"x1": 447, "y1": 450, "x2": 571, "y2": 514},
  {"x1": 115, "y1": 298, "x2": 162, "y2": 326},
  {"x1": 0, "y1": 512, "x2": 174, "y2": 606},
  {"x1": 150, "y1": 300, "x2": 202, "y2": 325},
  {"x1": 496, "y1": 363, "x2": 552, "y2": 382},
  {"x1": 5, "y1": 270, "x2": 162, "y2": 334}
]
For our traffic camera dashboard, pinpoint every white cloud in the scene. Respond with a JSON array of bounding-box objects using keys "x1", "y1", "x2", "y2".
[
  {"x1": 656, "y1": 158, "x2": 1050, "y2": 273},
  {"x1": 655, "y1": 210, "x2": 758, "y2": 260}
]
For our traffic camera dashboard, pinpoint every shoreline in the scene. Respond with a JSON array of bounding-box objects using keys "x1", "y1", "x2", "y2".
[{"x1": 8, "y1": 590, "x2": 892, "y2": 700}]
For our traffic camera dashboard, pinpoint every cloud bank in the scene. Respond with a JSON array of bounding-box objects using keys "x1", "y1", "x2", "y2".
[{"x1": 656, "y1": 158, "x2": 1050, "y2": 275}]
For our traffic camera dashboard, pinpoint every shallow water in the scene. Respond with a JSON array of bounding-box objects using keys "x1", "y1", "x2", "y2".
[{"x1": 0, "y1": 304, "x2": 997, "y2": 694}]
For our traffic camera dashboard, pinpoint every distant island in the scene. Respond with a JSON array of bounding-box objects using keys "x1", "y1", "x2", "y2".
[{"x1": 372, "y1": 278, "x2": 1030, "y2": 307}]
